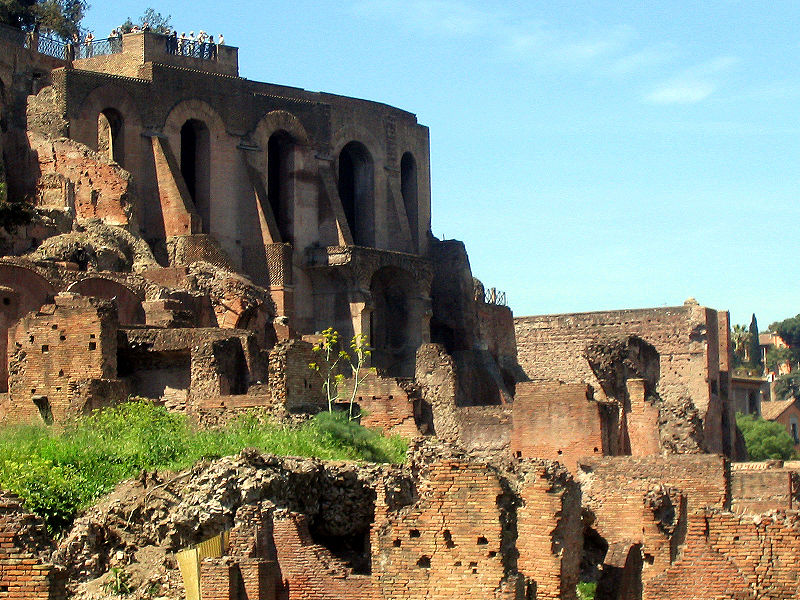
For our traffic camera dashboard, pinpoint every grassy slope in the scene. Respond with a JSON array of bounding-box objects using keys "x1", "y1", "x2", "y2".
[{"x1": 0, "y1": 400, "x2": 407, "y2": 532}]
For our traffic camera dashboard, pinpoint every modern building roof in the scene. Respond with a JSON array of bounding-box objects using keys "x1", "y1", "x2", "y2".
[{"x1": 760, "y1": 399, "x2": 798, "y2": 421}]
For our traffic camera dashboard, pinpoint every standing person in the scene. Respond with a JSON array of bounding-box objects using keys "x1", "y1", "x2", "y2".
[
  {"x1": 85, "y1": 31, "x2": 94, "y2": 57},
  {"x1": 218, "y1": 33, "x2": 224, "y2": 46},
  {"x1": 208, "y1": 35, "x2": 217, "y2": 60},
  {"x1": 169, "y1": 29, "x2": 178, "y2": 54},
  {"x1": 188, "y1": 31, "x2": 195, "y2": 55},
  {"x1": 179, "y1": 32, "x2": 186, "y2": 54}
]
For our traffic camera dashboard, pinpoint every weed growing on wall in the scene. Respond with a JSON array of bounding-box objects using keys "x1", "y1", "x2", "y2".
[
  {"x1": 309, "y1": 328, "x2": 372, "y2": 419},
  {"x1": 0, "y1": 400, "x2": 407, "y2": 532}
]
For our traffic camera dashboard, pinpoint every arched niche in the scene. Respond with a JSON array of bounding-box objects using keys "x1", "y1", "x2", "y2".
[
  {"x1": 400, "y1": 152, "x2": 418, "y2": 252},
  {"x1": 67, "y1": 277, "x2": 145, "y2": 325},
  {"x1": 369, "y1": 266, "x2": 421, "y2": 377},
  {"x1": 180, "y1": 118, "x2": 211, "y2": 232},
  {"x1": 338, "y1": 141, "x2": 374, "y2": 247},
  {"x1": 98, "y1": 108, "x2": 125, "y2": 166},
  {"x1": 74, "y1": 84, "x2": 143, "y2": 164},
  {"x1": 164, "y1": 99, "x2": 227, "y2": 236},
  {"x1": 268, "y1": 130, "x2": 295, "y2": 244}
]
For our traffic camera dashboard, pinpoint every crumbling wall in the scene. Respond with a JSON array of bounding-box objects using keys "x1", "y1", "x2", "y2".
[
  {"x1": 372, "y1": 456, "x2": 515, "y2": 599},
  {"x1": 643, "y1": 509, "x2": 800, "y2": 600},
  {"x1": 7, "y1": 294, "x2": 126, "y2": 424},
  {"x1": 730, "y1": 463, "x2": 800, "y2": 513},
  {"x1": 25, "y1": 131, "x2": 136, "y2": 228},
  {"x1": 268, "y1": 339, "x2": 324, "y2": 413},
  {"x1": 511, "y1": 381, "x2": 616, "y2": 470},
  {"x1": 515, "y1": 461, "x2": 582, "y2": 600},
  {"x1": 118, "y1": 327, "x2": 264, "y2": 412},
  {"x1": 578, "y1": 455, "x2": 729, "y2": 586},
  {"x1": 515, "y1": 304, "x2": 729, "y2": 455},
  {"x1": 0, "y1": 492, "x2": 65, "y2": 600},
  {"x1": 340, "y1": 370, "x2": 419, "y2": 438}
]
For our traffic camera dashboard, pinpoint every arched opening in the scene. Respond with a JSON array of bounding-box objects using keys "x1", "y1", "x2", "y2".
[
  {"x1": 370, "y1": 267, "x2": 419, "y2": 377},
  {"x1": 97, "y1": 108, "x2": 124, "y2": 166},
  {"x1": 401, "y1": 152, "x2": 418, "y2": 252},
  {"x1": 180, "y1": 119, "x2": 211, "y2": 233},
  {"x1": 338, "y1": 141, "x2": 374, "y2": 247},
  {"x1": 268, "y1": 130, "x2": 295, "y2": 244}
]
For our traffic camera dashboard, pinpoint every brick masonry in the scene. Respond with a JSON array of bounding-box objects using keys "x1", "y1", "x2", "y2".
[{"x1": 0, "y1": 493, "x2": 64, "y2": 600}]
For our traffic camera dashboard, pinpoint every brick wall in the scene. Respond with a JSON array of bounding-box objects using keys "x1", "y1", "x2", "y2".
[
  {"x1": 515, "y1": 462, "x2": 582, "y2": 600},
  {"x1": 340, "y1": 371, "x2": 419, "y2": 438},
  {"x1": 514, "y1": 305, "x2": 731, "y2": 455},
  {"x1": 267, "y1": 339, "x2": 324, "y2": 412},
  {"x1": 0, "y1": 493, "x2": 64, "y2": 600},
  {"x1": 511, "y1": 381, "x2": 613, "y2": 470},
  {"x1": 371, "y1": 458, "x2": 518, "y2": 600},
  {"x1": 643, "y1": 509, "x2": 800, "y2": 600},
  {"x1": 7, "y1": 294, "x2": 123, "y2": 424},
  {"x1": 730, "y1": 464, "x2": 800, "y2": 513}
]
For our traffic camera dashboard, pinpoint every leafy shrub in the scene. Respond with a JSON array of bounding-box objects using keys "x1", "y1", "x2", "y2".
[
  {"x1": 577, "y1": 582, "x2": 597, "y2": 600},
  {"x1": 0, "y1": 400, "x2": 408, "y2": 533},
  {"x1": 736, "y1": 413, "x2": 797, "y2": 461}
]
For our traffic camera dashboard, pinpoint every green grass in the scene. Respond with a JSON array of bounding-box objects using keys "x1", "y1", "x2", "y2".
[
  {"x1": 0, "y1": 400, "x2": 408, "y2": 533},
  {"x1": 577, "y1": 582, "x2": 596, "y2": 600}
]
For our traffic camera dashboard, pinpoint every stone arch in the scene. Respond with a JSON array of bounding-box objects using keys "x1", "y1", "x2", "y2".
[
  {"x1": 73, "y1": 84, "x2": 143, "y2": 163},
  {"x1": 252, "y1": 110, "x2": 310, "y2": 149},
  {"x1": 369, "y1": 266, "x2": 423, "y2": 377},
  {"x1": 164, "y1": 99, "x2": 227, "y2": 236},
  {"x1": 0, "y1": 262, "x2": 57, "y2": 392},
  {"x1": 67, "y1": 277, "x2": 145, "y2": 325},
  {"x1": 248, "y1": 110, "x2": 313, "y2": 246}
]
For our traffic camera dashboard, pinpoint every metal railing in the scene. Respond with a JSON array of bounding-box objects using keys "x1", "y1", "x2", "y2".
[
  {"x1": 484, "y1": 287, "x2": 507, "y2": 306},
  {"x1": 75, "y1": 37, "x2": 120, "y2": 59},
  {"x1": 166, "y1": 35, "x2": 220, "y2": 60}
]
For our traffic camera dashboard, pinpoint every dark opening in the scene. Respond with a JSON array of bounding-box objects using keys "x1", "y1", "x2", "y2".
[
  {"x1": 400, "y1": 152, "x2": 419, "y2": 251},
  {"x1": 338, "y1": 141, "x2": 374, "y2": 246},
  {"x1": 748, "y1": 391, "x2": 758, "y2": 415},
  {"x1": 443, "y1": 530, "x2": 455, "y2": 548},
  {"x1": 180, "y1": 119, "x2": 211, "y2": 232},
  {"x1": 268, "y1": 130, "x2": 294, "y2": 243},
  {"x1": 98, "y1": 108, "x2": 124, "y2": 167},
  {"x1": 409, "y1": 529, "x2": 420, "y2": 538},
  {"x1": 417, "y1": 556, "x2": 431, "y2": 568},
  {"x1": 32, "y1": 395, "x2": 53, "y2": 425},
  {"x1": 477, "y1": 536, "x2": 488, "y2": 545}
]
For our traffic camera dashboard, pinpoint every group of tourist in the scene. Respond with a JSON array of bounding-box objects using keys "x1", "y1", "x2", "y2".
[
  {"x1": 164, "y1": 30, "x2": 225, "y2": 60},
  {"x1": 70, "y1": 23, "x2": 226, "y2": 61}
]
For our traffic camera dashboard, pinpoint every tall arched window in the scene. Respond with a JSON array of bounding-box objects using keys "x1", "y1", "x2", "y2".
[
  {"x1": 98, "y1": 108, "x2": 124, "y2": 166},
  {"x1": 268, "y1": 130, "x2": 294, "y2": 243},
  {"x1": 338, "y1": 141, "x2": 374, "y2": 247},
  {"x1": 400, "y1": 152, "x2": 418, "y2": 252},
  {"x1": 180, "y1": 119, "x2": 211, "y2": 233}
]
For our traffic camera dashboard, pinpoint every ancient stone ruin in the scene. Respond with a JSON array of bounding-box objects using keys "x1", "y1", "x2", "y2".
[{"x1": 0, "y1": 26, "x2": 798, "y2": 600}]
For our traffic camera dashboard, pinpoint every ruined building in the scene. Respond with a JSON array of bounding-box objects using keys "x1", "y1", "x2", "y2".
[{"x1": 0, "y1": 25, "x2": 799, "y2": 600}]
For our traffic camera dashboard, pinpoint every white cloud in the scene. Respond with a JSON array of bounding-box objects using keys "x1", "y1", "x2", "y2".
[
  {"x1": 646, "y1": 81, "x2": 715, "y2": 104},
  {"x1": 645, "y1": 56, "x2": 738, "y2": 104},
  {"x1": 608, "y1": 45, "x2": 675, "y2": 76}
]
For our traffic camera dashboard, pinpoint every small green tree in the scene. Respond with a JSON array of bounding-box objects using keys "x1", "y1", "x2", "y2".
[
  {"x1": 736, "y1": 413, "x2": 797, "y2": 461},
  {"x1": 766, "y1": 347, "x2": 800, "y2": 374},
  {"x1": 774, "y1": 372, "x2": 800, "y2": 402},
  {"x1": 0, "y1": 0, "x2": 88, "y2": 39},
  {"x1": 309, "y1": 328, "x2": 372, "y2": 420},
  {"x1": 120, "y1": 7, "x2": 171, "y2": 34},
  {"x1": 770, "y1": 314, "x2": 800, "y2": 348},
  {"x1": 731, "y1": 324, "x2": 752, "y2": 365},
  {"x1": 748, "y1": 314, "x2": 762, "y2": 370}
]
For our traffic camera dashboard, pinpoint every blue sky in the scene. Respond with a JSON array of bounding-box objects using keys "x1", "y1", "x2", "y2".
[{"x1": 82, "y1": 1, "x2": 800, "y2": 328}]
